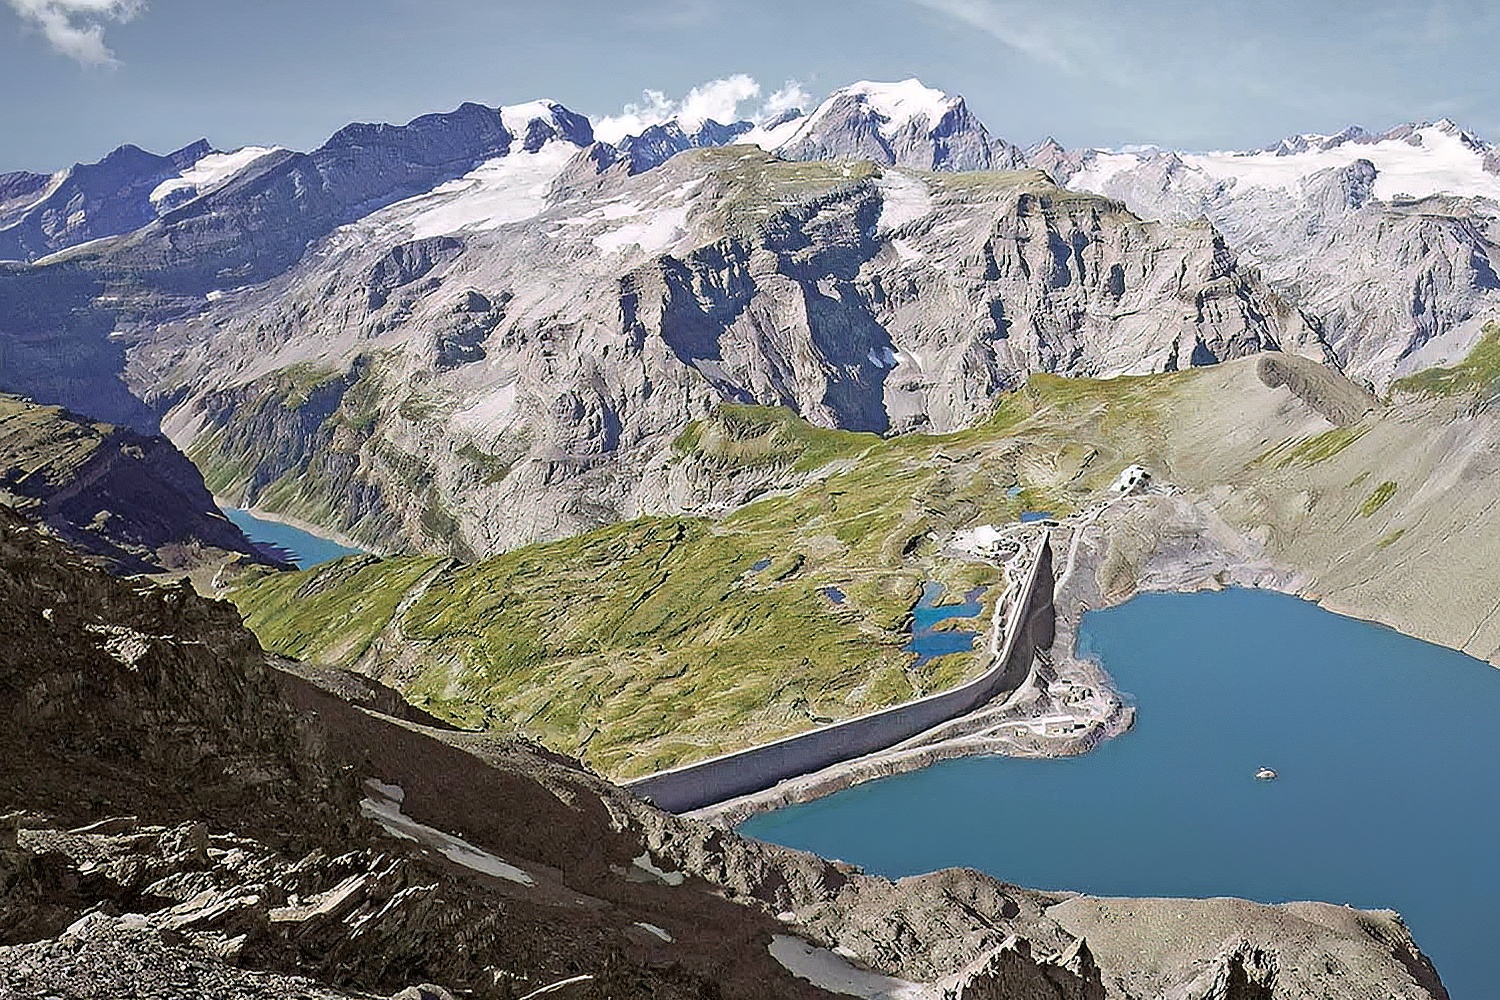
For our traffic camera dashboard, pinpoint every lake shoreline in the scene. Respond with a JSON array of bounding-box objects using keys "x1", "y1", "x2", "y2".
[
  {"x1": 696, "y1": 490, "x2": 1311, "y2": 825},
  {"x1": 216, "y1": 497, "x2": 374, "y2": 557}
]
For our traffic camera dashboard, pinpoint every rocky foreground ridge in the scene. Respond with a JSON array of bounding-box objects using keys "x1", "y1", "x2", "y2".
[{"x1": 0, "y1": 508, "x2": 1452, "y2": 999}]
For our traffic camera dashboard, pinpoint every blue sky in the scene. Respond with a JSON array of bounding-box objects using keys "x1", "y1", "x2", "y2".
[{"x1": 3, "y1": 0, "x2": 1498, "y2": 172}]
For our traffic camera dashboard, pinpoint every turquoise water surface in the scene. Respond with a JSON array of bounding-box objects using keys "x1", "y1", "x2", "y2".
[
  {"x1": 741, "y1": 588, "x2": 1500, "y2": 998},
  {"x1": 222, "y1": 507, "x2": 364, "y2": 569}
]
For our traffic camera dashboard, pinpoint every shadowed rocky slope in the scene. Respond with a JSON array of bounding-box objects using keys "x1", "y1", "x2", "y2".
[{"x1": 0, "y1": 392, "x2": 273, "y2": 574}]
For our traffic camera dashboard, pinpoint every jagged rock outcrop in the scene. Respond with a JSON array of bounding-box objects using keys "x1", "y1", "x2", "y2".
[
  {"x1": 938, "y1": 936, "x2": 1104, "y2": 1000},
  {"x1": 0, "y1": 392, "x2": 273, "y2": 573}
]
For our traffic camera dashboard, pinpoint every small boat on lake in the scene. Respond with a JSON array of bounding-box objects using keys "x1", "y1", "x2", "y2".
[{"x1": 1256, "y1": 767, "x2": 1278, "y2": 781}]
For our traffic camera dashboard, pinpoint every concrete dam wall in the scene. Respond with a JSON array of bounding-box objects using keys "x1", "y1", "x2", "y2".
[{"x1": 628, "y1": 534, "x2": 1057, "y2": 814}]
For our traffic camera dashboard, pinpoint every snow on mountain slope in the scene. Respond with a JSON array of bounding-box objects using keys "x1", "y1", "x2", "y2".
[
  {"x1": 736, "y1": 112, "x2": 806, "y2": 152},
  {"x1": 1060, "y1": 122, "x2": 1500, "y2": 385},
  {"x1": 1186, "y1": 125, "x2": 1499, "y2": 201},
  {"x1": 744, "y1": 79, "x2": 1026, "y2": 173},
  {"x1": 393, "y1": 141, "x2": 583, "y2": 239},
  {"x1": 798, "y1": 79, "x2": 958, "y2": 144},
  {"x1": 498, "y1": 99, "x2": 593, "y2": 151},
  {"x1": 873, "y1": 171, "x2": 933, "y2": 233},
  {"x1": 149, "y1": 146, "x2": 284, "y2": 211},
  {"x1": 500, "y1": 100, "x2": 563, "y2": 136},
  {"x1": 1068, "y1": 123, "x2": 1500, "y2": 205},
  {"x1": 833, "y1": 80, "x2": 957, "y2": 139}
]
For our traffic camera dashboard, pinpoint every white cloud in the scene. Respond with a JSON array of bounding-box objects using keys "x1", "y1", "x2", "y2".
[
  {"x1": 594, "y1": 89, "x2": 677, "y2": 143},
  {"x1": 762, "y1": 81, "x2": 813, "y2": 122},
  {"x1": 594, "y1": 76, "x2": 815, "y2": 143},
  {"x1": 7, "y1": 0, "x2": 144, "y2": 65},
  {"x1": 677, "y1": 74, "x2": 761, "y2": 131}
]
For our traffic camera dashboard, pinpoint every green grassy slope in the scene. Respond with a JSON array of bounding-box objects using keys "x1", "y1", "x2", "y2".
[
  {"x1": 233, "y1": 355, "x2": 1500, "y2": 777},
  {"x1": 231, "y1": 378, "x2": 1150, "y2": 777},
  {"x1": 1394, "y1": 322, "x2": 1500, "y2": 404}
]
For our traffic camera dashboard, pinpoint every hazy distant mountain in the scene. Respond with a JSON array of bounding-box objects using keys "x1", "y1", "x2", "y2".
[{"x1": 0, "y1": 140, "x2": 213, "y2": 261}]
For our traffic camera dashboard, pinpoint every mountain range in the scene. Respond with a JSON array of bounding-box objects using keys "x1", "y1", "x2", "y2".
[{"x1": 2, "y1": 80, "x2": 1499, "y2": 559}]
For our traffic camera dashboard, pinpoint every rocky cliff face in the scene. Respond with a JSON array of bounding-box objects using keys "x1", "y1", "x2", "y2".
[
  {"x1": 127, "y1": 147, "x2": 1316, "y2": 556},
  {"x1": 0, "y1": 509, "x2": 1451, "y2": 999},
  {"x1": 1059, "y1": 122, "x2": 1500, "y2": 387},
  {"x1": 0, "y1": 392, "x2": 273, "y2": 573}
]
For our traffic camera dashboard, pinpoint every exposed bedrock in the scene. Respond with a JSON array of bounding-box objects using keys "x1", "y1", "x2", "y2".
[{"x1": 115, "y1": 154, "x2": 1319, "y2": 557}]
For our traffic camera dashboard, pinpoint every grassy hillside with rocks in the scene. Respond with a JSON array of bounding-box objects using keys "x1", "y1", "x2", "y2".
[{"x1": 230, "y1": 352, "x2": 1500, "y2": 778}]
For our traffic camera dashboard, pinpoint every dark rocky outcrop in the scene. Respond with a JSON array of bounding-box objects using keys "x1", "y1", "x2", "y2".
[
  {"x1": 0, "y1": 392, "x2": 274, "y2": 573},
  {"x1": 1257, "y1": 352, "x2": 1377, "y2": 426}
]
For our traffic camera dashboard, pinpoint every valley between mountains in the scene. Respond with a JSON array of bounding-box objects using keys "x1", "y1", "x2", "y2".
[{"x1": 3, "y1": 77, "x2": 1497, "y2": 999}]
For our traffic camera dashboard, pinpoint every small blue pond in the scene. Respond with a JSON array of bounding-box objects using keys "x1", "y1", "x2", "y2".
[
  {"x1": 742, "y1": 588, "x2": 1500, "y2": 999},
  {"x1": 222, "y1": 507, "x2": 365, "y2": 569},
  {"x1": 1020, "y1": 511, "x2": 1055, "y2": 523},
  {"x1": 904, "y1": 582, "x2": 985, "y2": 666}
]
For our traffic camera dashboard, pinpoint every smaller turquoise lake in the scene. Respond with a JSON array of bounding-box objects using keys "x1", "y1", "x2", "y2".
[
  {"x1": 742, "y1": 589, "x2": 1500, "y2": 999},
  {"x1": 222, "y1": 508, "x2": 364, "y2": 569}
]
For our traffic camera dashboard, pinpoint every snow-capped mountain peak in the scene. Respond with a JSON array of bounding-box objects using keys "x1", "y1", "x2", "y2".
[
  {"x1": 499, "y1": 100, "x2": 594, "y2": 153},
  {"x1": 739, "y1": 78, "x2": 1024, "y2": 173},
  {"x1": 823, "y1": 79, "x2": 961, "y2": 139}
]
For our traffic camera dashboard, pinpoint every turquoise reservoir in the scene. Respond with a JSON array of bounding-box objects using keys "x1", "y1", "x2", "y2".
[
  {"x1": 222, "y1": 507, "x2": 364, "y2": 569},
  {"x1": 741, "y1": 588, "x2": 1500, "y2": 998}
]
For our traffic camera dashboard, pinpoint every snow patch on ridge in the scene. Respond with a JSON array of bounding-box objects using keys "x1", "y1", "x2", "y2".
[
  {"x1": 360, "y1": 780, "x2": 534, "y2": 885},
  {"x1": 1067, "y1": 151, "x2": 1155, "y2": 193},
  {"x1": 594, "y1": 203, "x2": 690, "y2": 255},
  {"x1": 398, "y1": 142, "x2": 578, "y2": 238},
  {"x1": 874, "y1": 171, "x2": 933, "y2": 233},
  {"x1": 737, "y1": 113, "x2": 808, "y2": 151},
  {"x1": 150, "y1": 147, "x2": 282, "y2": 209}
]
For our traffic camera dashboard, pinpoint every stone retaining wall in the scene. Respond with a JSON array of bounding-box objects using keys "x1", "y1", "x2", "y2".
[{"x1": 628, "y1": 533, "x2": 1057, "y2": 813}]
